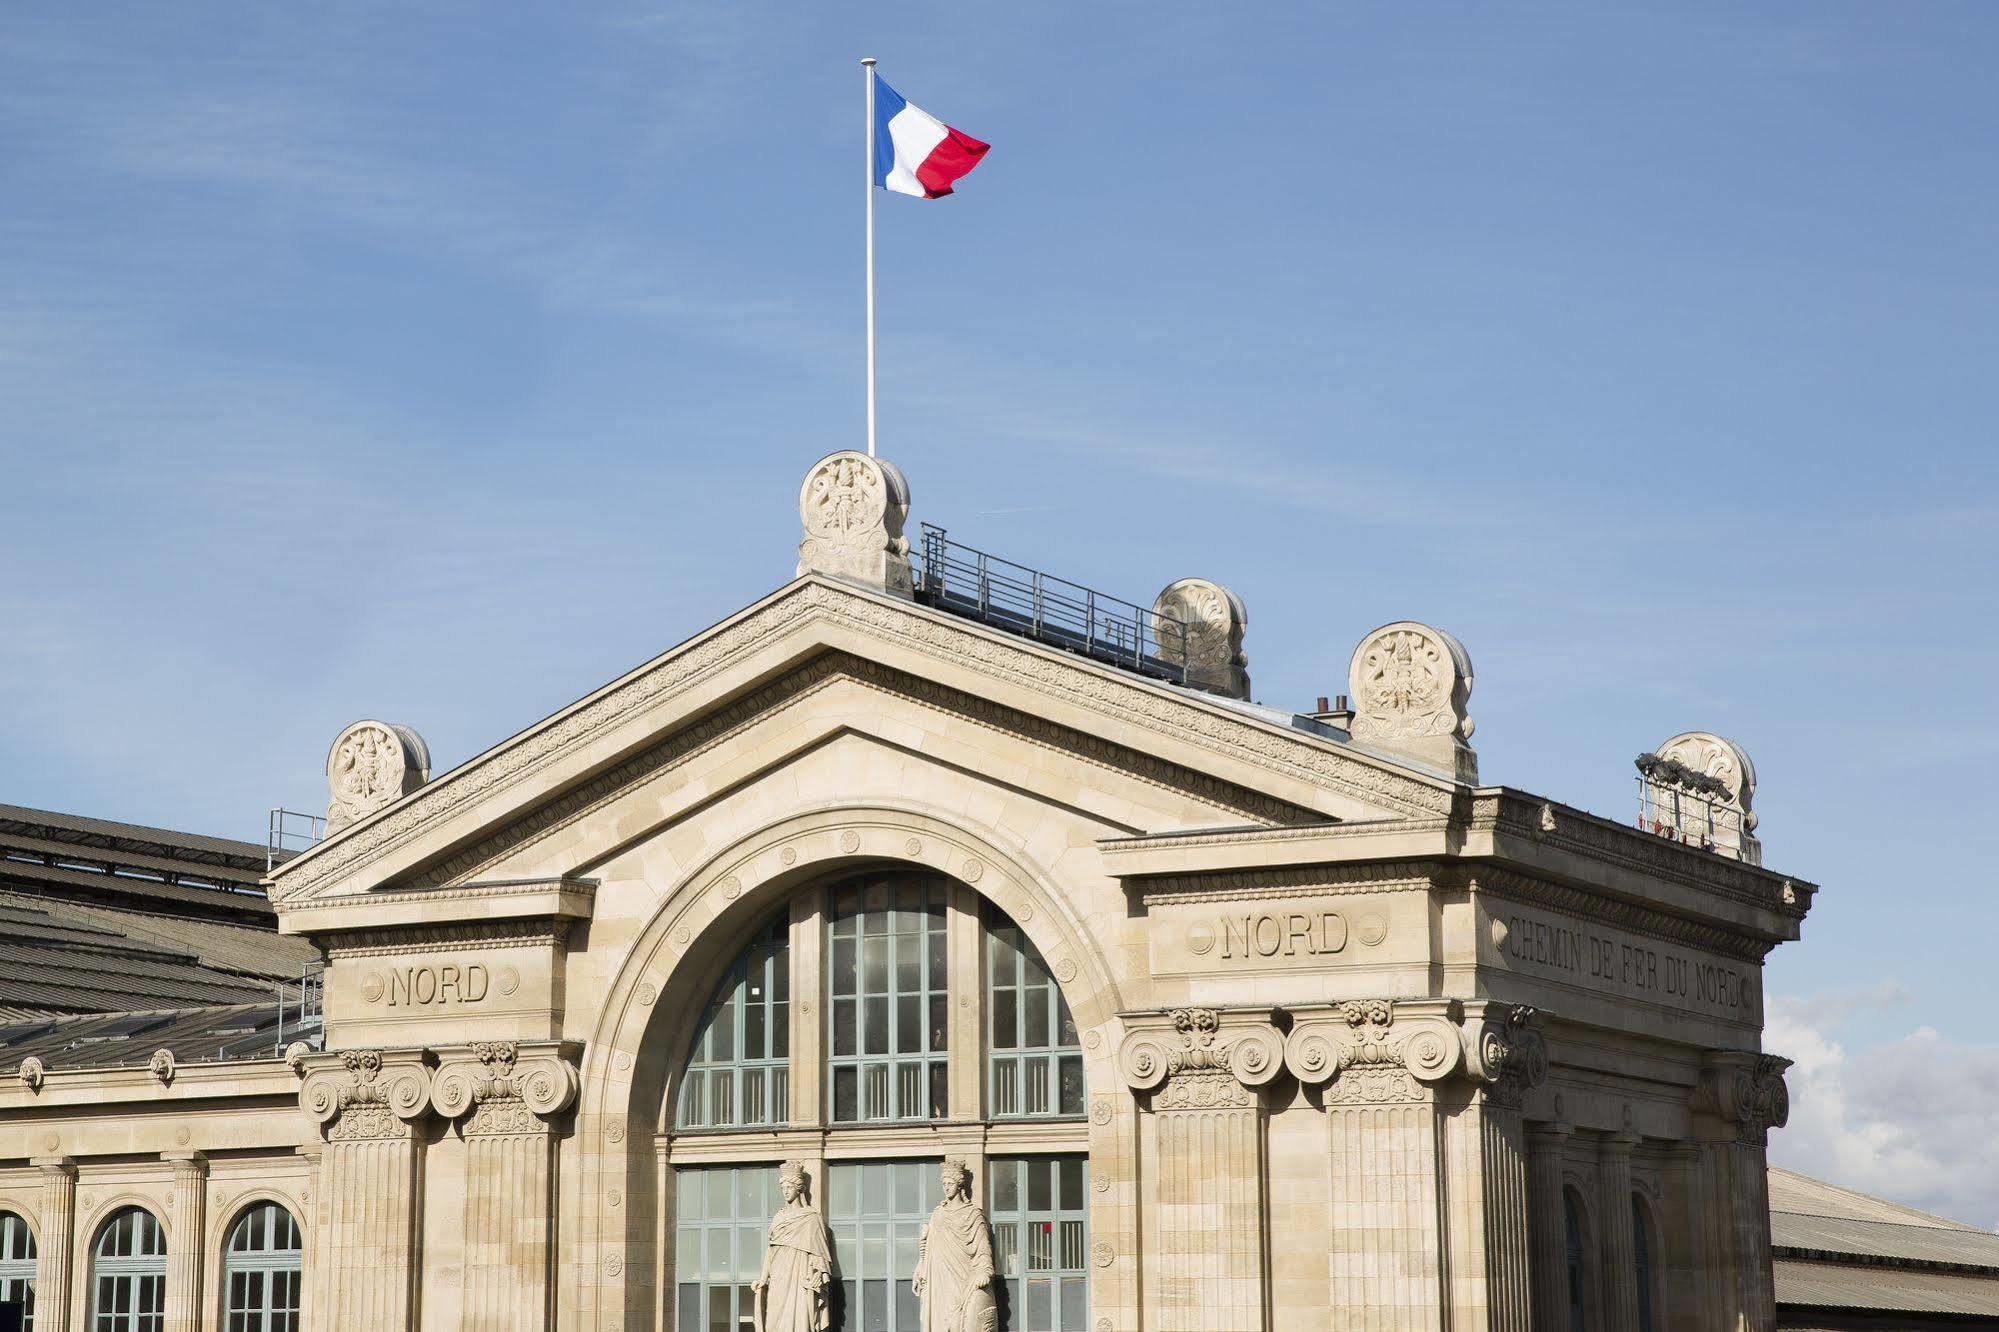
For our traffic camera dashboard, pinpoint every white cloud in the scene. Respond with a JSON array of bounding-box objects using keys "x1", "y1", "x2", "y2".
[{"x1": 1767, "y1": 989, "x2": 1999, "y2": 1229}]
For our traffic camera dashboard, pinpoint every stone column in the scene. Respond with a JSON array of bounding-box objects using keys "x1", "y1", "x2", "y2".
[
  {"x1": 1596, "y1": 1134, "x2": 1640, "y2": 1330},
  {"x1": 1667, "y1": 1142, "x2": 1711, "y2": 1332},
  {"x1": 432, "y1": 1041, "x2": 581, "y2": 1332},
  {"x1": 1524, "y1": 1122, "x2": 1574, "y2": 1332},
  {"x1": 298, "y1": 1049, "x2": 435, "y2": 1332},
  {"x1": 1441, "y1": 1006, "x2": 1542, "y2": 1332},
  {"x1": 1285, "y1": 1000, "x2": 1463, "y2": 1331},
  {"x1": 1119, "y1": 1007, "x2": 1284, "y2": 1332},
  {"x1": 31, "y1": 1156, "x2": 75, "y2": 1332},
  {"x1": 1692, "y1": 1052, "x2": 1790, "y2": 1332},
  {"x1": 162, "y1": 1150, "x2": 208, "y2": 1332}
]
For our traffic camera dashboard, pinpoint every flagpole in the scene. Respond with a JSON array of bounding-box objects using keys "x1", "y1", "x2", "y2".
[{"x1": 862, "y1": 57, "x2": 878, "y2": 458}]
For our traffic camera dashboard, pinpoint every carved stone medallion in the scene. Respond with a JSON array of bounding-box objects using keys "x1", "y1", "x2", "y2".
[
  {"x1": 1347, "y1": 622, "x2": 1476, "y2": 781},
  {"x1": 325, "y1": 720, "x2": 431, "y2": 831},
  {"x1": 1152, "y1": 577, "x2": 1250, "y2": 699},
  {"x1": 796, "y1": 450, "x2": 913, "y2": 596}
]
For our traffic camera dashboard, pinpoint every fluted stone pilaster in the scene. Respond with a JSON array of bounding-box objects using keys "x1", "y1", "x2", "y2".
[
  {"x1": 163, "y1": 1151, "x2": 208, "y2": 1332},
  {"x1": 298, "y1": 1049, "x2": 435, "y2": 1332},
  {"x1": 1693, "y1": 1052, "x2": 1789, "y2": 1332},
  {"x1": 1119, "y1": 1007, "x2": 1283, "y2": 1332},
  {"x1": 1525, "y1": 1123, "x2": 1574, "y2": 1332},
  {"x1": 31, "y1": 1156, "x2": 75, "y2": 1332},
  {"x1": 1597, "y1": 1134, "x2": 1640, "y2": 1329},
  {"x1": 432, "y1": 1041, "x2": 580, "y2": 1332}
]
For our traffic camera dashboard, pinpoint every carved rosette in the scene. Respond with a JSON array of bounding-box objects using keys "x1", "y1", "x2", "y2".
[
  {"x1": 1696, "y1": 1052, "x2": 1791, "y2": 1146},
  {"x1": 796, "y1": 450, "x2": 913, "y2": 597},
  {"x1": 1285, "y1": 1000, "x2": 1465, "y2": 1106},
  {"x1": 326, "y1": 720, "x2": 431, "y2": 831},
  {"x1": 1152, "y1": 578, "x2": 1250, "y2": 700},
  {"x1": 298, "y1": 1048, "x2": 435, "y2": 1142},
  {"x1": 1347, "y1": 621, "x2": 1477, "y2": 781},
  {"x1": 432, "y1": 1041, "x2": 580, "y2": 1137},
  {"x1": 1117, "y1": 1007, "x2": 1284, "y2": 1110}
]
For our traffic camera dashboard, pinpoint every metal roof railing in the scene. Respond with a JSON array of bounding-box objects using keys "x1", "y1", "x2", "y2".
[{"x1": 914, "y1": 524, "x2": 1189, "y2": 684}]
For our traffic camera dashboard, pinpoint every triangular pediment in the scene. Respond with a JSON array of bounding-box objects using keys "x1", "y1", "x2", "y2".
[{"x1": 268, "y1": 577, "x2": 1458, "y2": 915}]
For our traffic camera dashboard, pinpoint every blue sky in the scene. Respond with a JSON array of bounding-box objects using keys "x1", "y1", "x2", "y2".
[{"x1": 3, "y1": 4, "x2": 1996, "y2": 1218}]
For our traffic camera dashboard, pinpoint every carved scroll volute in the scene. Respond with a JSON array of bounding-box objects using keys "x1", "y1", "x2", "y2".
[
  {"x1": 1116, "y1": 1028, "x2": 1178, "y2": 1094},
  {"x1": 1695, "y1": 1052, "x2": 1790, "y2": 1145},
  {"x1": 1463, "y1": 1006, "x2": 1549, "y2": 1109}
]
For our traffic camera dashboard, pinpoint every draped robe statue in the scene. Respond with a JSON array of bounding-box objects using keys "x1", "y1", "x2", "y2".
[
  {"x1": 912, "y1": 1159, "x2": 997, "y2": 1332},
  {"x1": 754, "y1": 1163, "x2": 832, "y2": 1332}
]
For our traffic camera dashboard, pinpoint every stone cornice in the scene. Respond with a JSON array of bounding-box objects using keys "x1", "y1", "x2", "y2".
[
  {"x1": 1470, "y1": 867, "x2": 1778, "y2": 962},
  {"x1": 268, "y1": 579, "x2": 1454, "y2": 905},
  {"x1": 322, "y1": 920, "x2": 571, "y2": 959},
  {"x1": 1473, "y1": 792, "x2": 1814, "y2": 922}
]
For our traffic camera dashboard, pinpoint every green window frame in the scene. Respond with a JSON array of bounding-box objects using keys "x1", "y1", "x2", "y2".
[
  {"x1": 677, "y1": 914, "x2": 791, "y2": 1130},
  {"x1": 826, "y1": 1160, "x2": 942, "y2": 1332},
  {"x1": 827, "y1": 875, "x2": 949, "y2": 1123},
  {"x1": 0, "y1": 1210, "x2": 35, "y2": 1331},
  {"x1": 91, "y1": 1208, "x2": 166, "y2": 1332},
  {"x1": 985, "y1": 912, "x2": 1082, "y2": 1118},
  {"x1": 222, "y1": 1202, "x2": 302, "y2": 1332},
  {"x1": 989, "y1": 1156, "x2": 1088, "y2": 1332},
  {"x1": 674, "y1": 1165, "x2": 779, "y2": 1332}
]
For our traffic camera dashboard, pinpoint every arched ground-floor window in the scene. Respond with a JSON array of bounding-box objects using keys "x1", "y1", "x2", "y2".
[
  {"x1": 0, "y1": 1210, "x2": 35, "y2": 1331},
  {"x1": 222, "y1": 1201, "x2": 302, "y2": 1332},
  {"x1": 91, "y1": 1207, "x2": 166, "y2": 1332}
]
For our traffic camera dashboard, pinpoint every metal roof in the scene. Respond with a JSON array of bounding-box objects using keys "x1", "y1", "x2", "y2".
[
  {"x1": 0, "y1": 1000, "x2": 317, "y2": 1069},
  {"x1": 1775, "y1": 1259, "x2": 1999, "y2": 1317},
  {"x1": 1771, "y1": 1166, "x2": 1999, "y2": 1324},
  {"x1": 0, "y1": 803, "x2": 268, "y2": 868}
]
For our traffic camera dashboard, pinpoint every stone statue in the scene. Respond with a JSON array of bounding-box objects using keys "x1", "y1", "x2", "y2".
[
  {"x1": 753, "y1": 1161, "x2": 832, "y2": 1332},
  {"x1": 912, "y1": 1157, "x2": 997, "y2": 1332}
]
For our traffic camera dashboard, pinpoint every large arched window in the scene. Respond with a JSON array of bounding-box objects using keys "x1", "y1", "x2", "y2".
[
  {"x1": 222, "y1": 1202, "x2": 302, "y2": 1332},
  {"x1": 0, "y1": 1211, "x2": 35, "y2": 1331},
  {"x1": 90, "y1": 1207, "x2": 166, "y2": 1332},
  {"x1": 666, "y1": 866, "x2": 1095, "y2": 1332},
  {"x1": 1633, "y1": 1194, "x2": 1656, "y2": 1332},
  {"x1": 676, "y1": 913, "x2": 791, "y2": 1129},
  {"x1": 1563, "y1": 1188, "x2": 1593, "y2": 1332}
]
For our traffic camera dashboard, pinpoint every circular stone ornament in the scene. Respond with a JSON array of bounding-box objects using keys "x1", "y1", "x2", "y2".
[{"x1": 325, "y1": 720, "x2": 430, "y2": 831}]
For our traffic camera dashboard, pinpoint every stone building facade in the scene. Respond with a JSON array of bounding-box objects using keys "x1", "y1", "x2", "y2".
[{"x1": 0, "y1": 451, "x2": 1814, "y2": 1331}]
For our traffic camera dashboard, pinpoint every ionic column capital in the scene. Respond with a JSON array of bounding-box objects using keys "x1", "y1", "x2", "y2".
[
  {"x1": 1283, "y1": 999, "x2": 1550, "y2": 1108},
  {"x1": 432, "y1": 1039, "x2": 581, "y2": 1135},
  {"x1": 1116, "y1": 1007, "x2": 1283, "y2": 1108},
  {"x1": 298, "y1": 1047, "x2": 435, "y2": 1141},
  {"x1": 1694, "y1": 1050, "x2": 1790, "y2": 1146}
]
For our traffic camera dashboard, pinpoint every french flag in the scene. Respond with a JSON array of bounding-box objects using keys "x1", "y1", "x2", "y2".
[{"x1": 873, "y1": 76, "x2": 990, "y2": 199}]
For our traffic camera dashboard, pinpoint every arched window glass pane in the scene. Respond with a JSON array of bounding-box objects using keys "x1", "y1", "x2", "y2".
[
  {"x1": 222, "y1": 1202, "x2": 303, "y2": 1332},
  {"x1": 1633, "y1": 1196, "x2": 1655, "y2": 1332},
  {"x1": 0, "y1": 1211, "x2": 36, "y2": 1331},
  {"x1": 986, "y1": 905, "x2": 1082, "y2": 1118},
  {"x1": 91, "y1": 1208, "x2": 165, "y2": 1332},
  {"x1": 1563, "y1": 1191, "x2": 1589, "y2": 1332},
  {"x1": 676, "y1": 913, "x2": 791, "y2": 1130},
  {"x1": 826, "y1": 874, "x2": 948, "y2": 1123}
]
